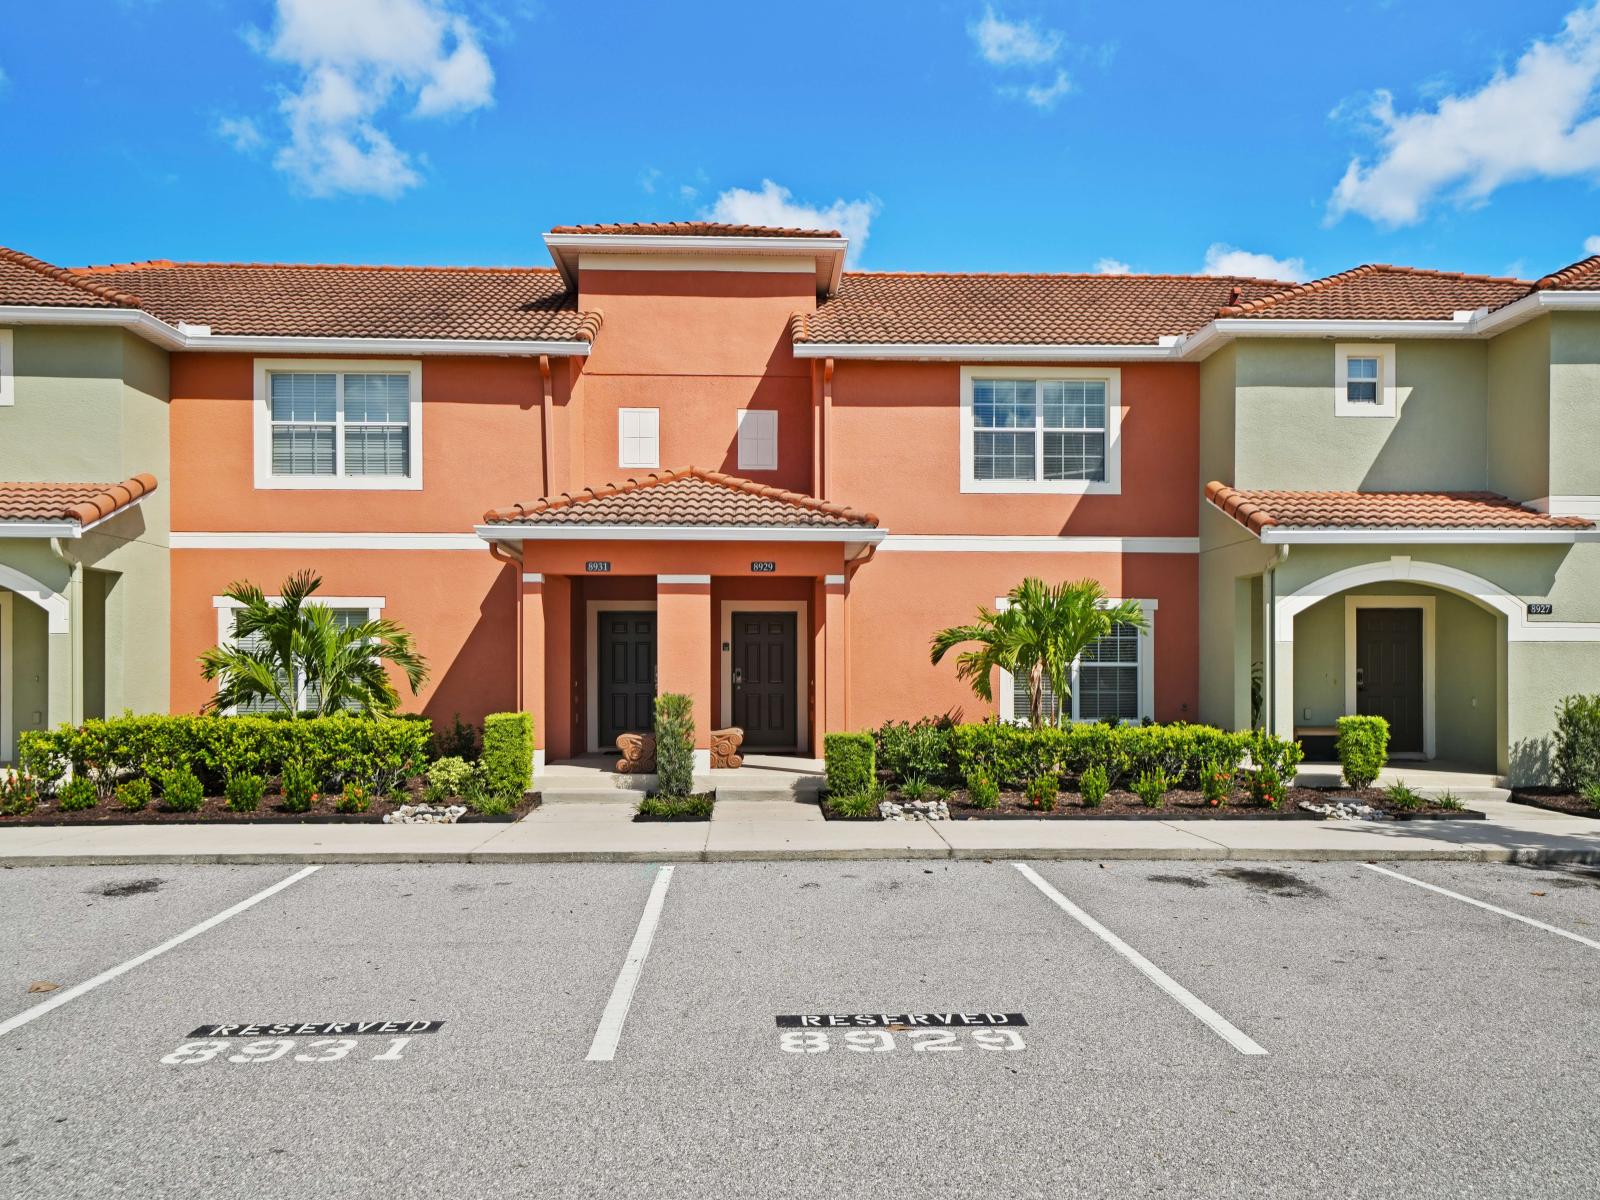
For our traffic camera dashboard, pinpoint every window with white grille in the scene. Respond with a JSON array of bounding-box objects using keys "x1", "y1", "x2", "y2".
[
  {"x1": 1334, "y1": 344, "x2": 1397, "y2": 418},
  {"x1": 997, "y1": 598, "x2": 1154, "y2": 725},
  {"x1": 962, "y1": 367, "x2": 1121, "y2": 494},
  {"x1": 218, "y1": 602, "x2": 378, "y2": 715}
]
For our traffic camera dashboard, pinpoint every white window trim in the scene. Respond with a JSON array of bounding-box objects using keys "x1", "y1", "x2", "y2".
[
  {"x1": 959, "y1": 365, "x2": 1122, "y2": 495},
  {"x1": 1342, "y1": 595, "x2": 1436, "y2": 761},
  {"x1": 0, "y1": 328, "x2": 14, "y2": 407},
  {"x1": 252, "y1": 358, "x2": 423, "y2": 491},
  {"x1": 617, "y1": 407, "x2": 660, "y2": 469},
  {"x1": 736, "y1": 409, "x2": 779, "y2": 472},
  {"x1": 1334, "y1": 343, "x2": 1397, "y2": 418},
  {"x1": 212, "y1": 594, "x2": 385, "y2": 714},
  {"x1": 995, "y1": 596, "x2": 1156, "y2": 725}
]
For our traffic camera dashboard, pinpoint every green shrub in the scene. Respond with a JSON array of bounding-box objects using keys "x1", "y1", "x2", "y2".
[
  {"x1": 875, "y1": 718, "x2": 953, "y2": 784},
  {"x1": 1078, "y1": 764, "x2": 1109, "y2": 808},
  {"x1": 481, "y1": 712, "x2": 534, "y2": 800},
  {"x1": 336, "y1": 781, "x2": 372, "y2": 814},
  {"x1": 965, "y1": 772, "x2": 1000, "y2": 810},
  {"x1": 280, "y1": 759, "x2": 316, "y2": 813},
  {"x1": 1246, "y1": 767, "x2": 1286, "y2": 809},
  {"x1": 469, "y1": 792, "x2": 513, "y2": 818},
  {"x1": 424, "y1": 755, "x2": 475, "y2": 803},
  {"x1": 652, "y1": 695, "x2": 694, "y2": 799},
  {"x1": 1248, "y1": 729, "x2": 1304, "y2": 784},
  {"x1": 115, "y1": 778, "x2": 151, "y2": 812},
  {"x1": 1383, "y1": 780, "x2": 1424, "y2": 810},
  {"x1": 161, "y1": 767, "x2": 204, "y2": 813},
  {"x1": 433, "y1": 714, "x2": 480, "y2": 762},
  {"x1": 1583, "y1": 782, "x2": 1600, "y2": 810},
  {"x1": 1554, "y1": 695, "x2": 1600, "y2": 794},
  {"x1": 824, "y1": 732, "x2": 875, "y2": 797},
  {"x1": 1336, "y1": 716, "x2": 1389, "y2": 789},
  {"x1": 1199, "y1": 760, "x2": 1231, "y2": 806},
  {"x1": 899, "y1": 778, "x2": 930, "y2": 801},
  {"x1": 1024, "y1": 773, "x2": 1058, "y2": 813},
  {"x1": 59, "y1": 776, "x2": 98, "y2": 812},
  {"x1": 823, "y1": 790, "x2": 881, "y2": 820},
  {"x1": 224, "y1": 773, "x2": 264, "y2": 813},
  {"x1": 946, "y1": 720, "x2": 1266, "y2": 791},
  {"x1": 1, "y1": 772, "x2": 39, "y2": 816},
  {"x1": 1133, "y1": 768, "x2": 1169, "y2": 808},
  {"x1": 637, "y1": 792, "x2": 714, "y2": 821},
  {"x1": 17, "y1": 731, "x2": 68, "y2": 796}
]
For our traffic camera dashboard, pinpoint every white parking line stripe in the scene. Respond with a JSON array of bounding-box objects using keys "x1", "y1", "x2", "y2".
[
  {"x1": 1013, "y1": 863, "x2": 1269, "y2": 1057},
  {"x1": 586, "y1": 865, "x2": 675, "y2": 1063},
  {"x1": 0, "y1": 865, "x2": 322, "y2": 1040},
  {"x1": 1362, "y1": 863, "x2": 1600, "y2": 951}
]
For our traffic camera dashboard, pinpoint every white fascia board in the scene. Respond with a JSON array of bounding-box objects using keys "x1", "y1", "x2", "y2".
[
  {"x1": 792, "y1": 342, "x2": 1175, "y2": 362},
  {"x1": 877, "y1": 534, "x2": 1198, "y2": 553},
  {"x1": 544, "y1": 233, "x2": 847, "y2": 292},
  {"x1": 1472, "y1": 289, "x2": 1600, "y2": 337},
  {"x1": 0, "y1": 520, "x2": 81, "y2": 539},
  {"x1": 476, "y1": 524, "x2": 890, "y2": 544},
  {"x1": 1258, "y1": 527, "x2": 1595, "y2": 545},
  {"x1": 0, "y1": 305, "x2": 590, "y2": 358}
]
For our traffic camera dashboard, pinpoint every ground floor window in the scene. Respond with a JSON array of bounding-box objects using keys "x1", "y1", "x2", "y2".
[
  {"x1": 213, "y1": 597, "x2": 382, "y2": 714},
  {"x1": 997, "y1": 598, "x2": 1155, "y2": 725}
]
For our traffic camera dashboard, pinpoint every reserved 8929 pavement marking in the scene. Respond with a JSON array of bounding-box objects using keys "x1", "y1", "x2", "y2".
[{"x1": 776, "y1": 1013, "x2": 1028, "y2": 1054}]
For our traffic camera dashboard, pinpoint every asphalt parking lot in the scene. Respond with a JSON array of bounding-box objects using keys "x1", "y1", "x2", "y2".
[{"x1": 2, "y1": 858, "x2": 1599, "y2": 1199}]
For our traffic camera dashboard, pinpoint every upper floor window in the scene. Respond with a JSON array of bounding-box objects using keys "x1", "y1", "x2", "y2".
[
  {"x1": 252, "y1": 359, "x2": 422, "y2": 490},
  {"x1": 959, "y1": 366, "x2": 1121, "y2": 494},
  {"x1": 0, "y1": 328, "x2": 13, "y2": 407},
  {"x1": 1334, "y1": 343, "x2": 1396, "y2": 418},
  {"x1": 618, "y1": 407, "x2": 660, "y2": 468},
  {"x1": 737, "y1": 409, "x2": 778, "y2": 472}
]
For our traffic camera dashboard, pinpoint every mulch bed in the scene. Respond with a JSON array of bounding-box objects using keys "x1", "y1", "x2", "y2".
[
  {"x1": 0, "y1": 779, "x2": 538, "y2": 826},
  {"x1": 1509, "y1": 789, "x2": 1600, "y2": 819},
  {"x1": 819, "y1": 785, "x2": 1485, "y2": 821}
]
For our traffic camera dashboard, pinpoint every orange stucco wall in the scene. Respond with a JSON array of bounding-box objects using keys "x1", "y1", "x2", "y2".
[{"x1": 171, "y1": 549, "x2": 518, "y2": 723}]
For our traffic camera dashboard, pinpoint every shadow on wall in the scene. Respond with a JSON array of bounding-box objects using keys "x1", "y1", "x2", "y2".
[
  {"x1": 1358, "y1": 377, "x2": 1486, "y2": 492},
  {"x1": 1508, "y1": 736, "x2": 1552, "y2": 787},
  {"x1": 421, "y1": 565, "x2": 517, "y2": 728}
]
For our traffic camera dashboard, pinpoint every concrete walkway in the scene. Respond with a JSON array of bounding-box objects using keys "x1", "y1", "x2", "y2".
[{"x1": 2, "y1": 793, "x2": 1598, "y2": 865}]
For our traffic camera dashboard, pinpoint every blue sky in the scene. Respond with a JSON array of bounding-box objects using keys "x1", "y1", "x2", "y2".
[{"x1": 4, "y1": 0, "x2": 1600, "y2": 282}]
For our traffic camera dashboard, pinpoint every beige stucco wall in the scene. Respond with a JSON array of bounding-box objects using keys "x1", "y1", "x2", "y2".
[
  {"x1": 1549, "y1": 311, "x2": 1600, "y2": 499},
  {"x1": 0, "y1": 325, "x2": 170, "y2": 756},
  {"x1": 1232, "y1": 338, "x2": 1489, "y2": 492},
  {"x1": 1485, "y1": 315, "x2": 1550, "y2": 501}
]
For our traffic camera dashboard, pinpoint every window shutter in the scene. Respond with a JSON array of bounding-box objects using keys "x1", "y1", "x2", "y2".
[{"x1": 737, "y1": 410, "x2": 778, "y2": 471}]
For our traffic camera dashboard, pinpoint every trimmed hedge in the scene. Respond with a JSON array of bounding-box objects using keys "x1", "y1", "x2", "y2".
[
  {"x1": 653, "y1": 694, "x2": 695, "y2": 799},
  {"x1": 480, "y1": 712, "x2": 535, "y2": 800},
  {"x1": 824, "y1": 732, "x2": 876, "y2": 796},
  {"x1": 945, "y1": 721, "x2": 1300, "y2": 791},
  {"x1": 875, "y1": 718, "x2": 956, "y2": 784},
  {"x1": 1335, "y1": 715, "x2": 1389, "y2": 789},
  {"x1": 18, "y1": 712, "x2": 431, "y2": 798}
]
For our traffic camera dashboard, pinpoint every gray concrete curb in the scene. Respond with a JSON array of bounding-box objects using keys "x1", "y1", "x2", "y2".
[{"x1": 5, "y1": 846, "x2": 1600, "y2": 867}]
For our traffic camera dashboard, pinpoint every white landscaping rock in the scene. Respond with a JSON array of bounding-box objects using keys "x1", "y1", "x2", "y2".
[
  {"x1": 1298, "y1": 799, "x2": 1381, "y2": 821},
  {"x1": 879, "y1": 797, "x2": 950, "y2": 822},
  {"x1": 384, "y1": 803, "x2": 469, "y2": 825}
]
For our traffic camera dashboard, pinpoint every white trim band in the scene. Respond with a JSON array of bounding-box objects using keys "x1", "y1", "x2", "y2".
[
  {"x1": 522, "y1": 573, "x2": 544, "y2": 584},
  {"x1": 877, "y1": 535, "x2": 1198, "y2": 553},
  {"x1": 658, "y1": 574, "x2": 711, "y2": 585},
  {"x1": 477, "y1": 524, "x2": 888, "y2": 544},
  {"x1": 173, "y1": 532, "x2": 485, "y2": 550}
]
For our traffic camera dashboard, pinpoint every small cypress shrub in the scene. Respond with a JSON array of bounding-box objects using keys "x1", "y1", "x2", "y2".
[
  {"x1": 1133, "y1": 768, "x2": 1169, "y2": 808},
  {"x1": 1078, "y1": 764, "x2": 1109, "y2": 808},
  {"x1": 161, "y1": 767, "x2": 205, "y2": 813},
  {"x1": 1336, "y1": 715, "x2": 1389, "y2": 789},
  {"x1": 225, "y1": 773, "x2": 264, "y2": 813},
  {"x1": 481, "y1": 712, "x2": 535, "y2": 800},
  {"x1": 115, "y1": 778, "x2": 152, "y2": 812},
  {"x1": 653, "y1": 694, "x2": 695, "y2": 799},
  {"x1": 280, "y1": 759, "x2": 316, "y2": 813},
  {"x1": 59, "y1": 776, "x2": 98, "y2": 812}
]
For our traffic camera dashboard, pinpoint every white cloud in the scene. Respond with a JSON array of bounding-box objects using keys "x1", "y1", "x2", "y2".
[
  {"x1": 243, "y1": 0, "x2": 496, "y2": 198},
  {"x1": 1329, "y1": 2, "x2": 1600, "y2": 226},
  {"x1": 216, "y1": 115, "x2": 265, "y2": 153},
  {"x1": 1586, "y1": 234, "x2": 1600, "y2": 254},
  {"x1": 705, "y1": 179, "x2": 879, "y2": 265},
  {"x1": 970, "y1": 6, "x2": 1062, "y2": 66},
  {"x1": 1201, "y1": 243, "x2": 1308, "y2": 281},
  {"x1": 639, "y1": 166, "x2": 662, "y2": 194},
  {"x1": 1010, "y1": 68, "x2": 1071, "y2": 110},
  {"x1": 1094, "y1": 257, "x2": 1131, "y2": 275}
]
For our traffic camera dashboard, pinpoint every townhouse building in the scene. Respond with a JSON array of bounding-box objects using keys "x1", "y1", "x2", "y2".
[{"x1": 1, "y1": 225, "x2": 1597, "y2": 781}]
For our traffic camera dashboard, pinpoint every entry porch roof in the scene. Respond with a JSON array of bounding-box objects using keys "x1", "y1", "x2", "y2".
[
  {"x1": 477, "y1": 467, "x2": 885, "y2": 544},
  {"x1": 0, "y1": 473, "x2": 158, "y2": 538},
  {"x1": 1205, "y1": 481, "x2": 1596, "y2": 544}
]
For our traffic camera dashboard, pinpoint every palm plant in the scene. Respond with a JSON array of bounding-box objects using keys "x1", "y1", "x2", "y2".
[
  {"x1": 929, "y1": 577, "x2": 1146, "y2": 728},
  {"x1": 200, "y1": 570, "x2": 429, "y2": 717}
]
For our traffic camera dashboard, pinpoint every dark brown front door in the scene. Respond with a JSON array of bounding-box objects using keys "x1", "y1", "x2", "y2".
[
  {"x1": 732, "y1": 611, "x2": 798, "y2": 750},
  {"x1": 598, "y1": 611, "x2": 656, "y2": 748},
  {"x1": 1356, "y1": 608, "x2": 1423, "y2": 754}
]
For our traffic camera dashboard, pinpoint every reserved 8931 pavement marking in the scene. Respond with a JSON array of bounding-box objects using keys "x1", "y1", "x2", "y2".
[{"x1": 162, "y1": 1019, "x2": 444, "y2": 1067}]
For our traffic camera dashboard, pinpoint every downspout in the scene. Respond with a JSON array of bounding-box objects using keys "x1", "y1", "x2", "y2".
[
  {"x1": 488, "y1": 539, "x2": 525, "y2": 709},
  {"x1": 1261, "y1": 544, "x2": 1289, "y2": 735},
  {"x1": 821, "y1": 357, "x2": 834, "y2": 501},
  {"x1": 48, "y1": 536, "x2": 83, "y2": 724},
  {"x1": 538, "y1": 355, "x2": 554, "y2": 496}
]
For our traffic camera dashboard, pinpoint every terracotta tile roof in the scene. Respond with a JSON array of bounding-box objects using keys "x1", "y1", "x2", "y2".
[
  {"x1": 0, "y1": 473, "x2": 158, "y2": 524},
  {"x1": 70, "y1": 261, "x2": 600, "y2": 343},
  {"x1": 1534, "y1": 255, "x2": 1600, "y2": 292},
  {"x1": 1216, "y1": 264, "x2": 1529, "y2": 320},
  {"x1": 549, "y1": 222, "x2": 841, "y2": 239},
  {"x1": 798, "y1": 272, "x2": 1293, "y2": 346},
  {"x1": 1205, "y1": 481, "x2": 1591, "y2": 534},
  {"x1": 0, "y1": 247, "x2": 143, "y2": 309},
  {"x1": 484, "y1": 466, "x2": 878, "y2": 529}
]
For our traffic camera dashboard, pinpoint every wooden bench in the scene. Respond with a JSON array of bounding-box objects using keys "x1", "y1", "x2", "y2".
[{"x1": 615, "y1": 727, "x2": 745, "y2": 772}]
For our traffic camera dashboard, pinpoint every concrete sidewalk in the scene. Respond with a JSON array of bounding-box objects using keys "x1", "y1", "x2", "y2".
[{"x1": 2, "y1": 794, "x2": 1598, "y2": 865}]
